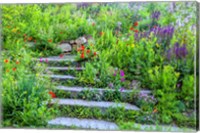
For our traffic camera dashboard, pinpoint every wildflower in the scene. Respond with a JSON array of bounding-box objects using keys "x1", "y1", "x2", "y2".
[
  {"x1": 40, "y1": 58, "x2": 43, "y2": 62},
  {"x1": 134, "y1": 21, "x2": 138, "y2": 27},
  {"x1": 120, "y1": 78, "x2": 125, "y2": 82},
  {"x1": 100, "y1": 31, "x2": 104, "y2": 36},
  {"x1": 153, "y1": 108, "x2": 158, "y2": 113},
  {"x1": 93, "y1": 52, "x2": 97, "y2": 56},
  {"x1": 113, "y1": 71, "x2": 117, "y2": 76},
  {"x1": 120, "y1": 87, "x2": 125, "y2": 92},
  {"x1": 11, "y1": 28, "x2": 17, "y2": 33},
  {"x1": 28, "y1": 37, "x2": 33, "y2": 41},
  {"x1": 130, "y1": 27, "x2": 134, "y2": 31},
  {"x1": 6, "y1": 69, "x2": 9, "y2": 73},
  {"x1": 87, "y1": 49, "x2": 90, "y2": 54},
  {"x1": 45, "y1": 59, "x2": 48, "y2": 63},
  {"x1": 81, "y1": 53, "x2": 84, "y2": 59},
  {"x1": 120, "y1": 70, "x2": 125, "y2": 77},
  {"x1": 81, "y1": 45, "x2": 85, "y2": 51},
  {"x1": 134, "y1": 30, "x2": 139, "y2": 33},
  {"x1": 16, "y1": 60, "x2": 20, "y2": 65},
  {"x1": 49, "y1": 91, "x2": 56, "y2": 98},
  {"x1": 59, "y1": 54, "x2": 64, "y2": 58},
  {"x1": 151, "y1": 11, "x2": 161, "y2": 20},
  {"x1": 48, "y1": 39, "x2": 53, "y2": 43},
  {"x1": 108, "y1": 83, "x2": 114, "y2": 88},
  {"x1": 4, "y1": 59, "x2": 9, "y2": 63},
  {"x1": 131, "y1": 44, "x2": 135, "y2": 48},
  {"x1": 12, "y1": 68, "x2": 17, "y2": 71}
]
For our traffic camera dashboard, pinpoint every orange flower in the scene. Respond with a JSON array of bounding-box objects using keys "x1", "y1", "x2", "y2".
[
  {"x1": 94, "y1": 52, "x2": 97, "y2": 56},
  {"x1": 6, "y1": 69, "x2": 9, "y2": 73},
  {"x1": 13, "y1": 68, "x2": 17, "y2": 71},
  {"x1": 100, "y1": 31, "x2": 104, "y2": 36},
  {"x1": 49, "y1": 91, "x2": 56, "y2": 98},
  {"x1": 86, "y1": 49, "x2": 90, "y2": 54},
  {"x1": 134, "y1": 30, "x2": 139, "y2": 33},
  {"x1": 4, "y1": 59, "x2": 9, "y2": 63},
  {"x1": 48, "y1": 39, "x2": 53, "y2": 43},
  {"x1": 134, "y1": 21, "x2": 138, "y2": 27},
  {"x1": 16, "y1": 61, "x2": 20, "y2": 64},
  {"x1": 80, "y1": 52, "x2": 84, "y2": 59},
  {"x1": 28, "y1": 37, "x2": 33, "y2": 41},
  {"x1": 81, "y1": 45, "x2": 85, "y2": 51},
  {"x1": 153, "y1": 108, "x2": 158, "y2": 113},
  {"x1": 130, "y1": 27, "x2": 134, "y2": 31}
]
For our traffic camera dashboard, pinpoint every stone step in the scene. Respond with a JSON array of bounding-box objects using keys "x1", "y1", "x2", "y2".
[
  {"x1": 34, "y1": 55, "x2": 77, "y2": 62},
  {"x1": 42, "y1": 74, "x2": 77, "y2": 80},
  {"x1": 47, "y1": 67, "x2": 85, "y2": 71},
  {"x1": 56, "y1": 86, "x2": 151, "y2": 95},
  {"x1": 50, "y1": 98, "x2": 140, "y2": 111},
  {"x1": 48, "y1": 117, "x2": 118, "y2": 130}
]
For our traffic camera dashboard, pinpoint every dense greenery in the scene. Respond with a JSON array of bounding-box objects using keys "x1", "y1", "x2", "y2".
[{"x1": 1, "y1": 2, "x2": 197, "y2": 129}]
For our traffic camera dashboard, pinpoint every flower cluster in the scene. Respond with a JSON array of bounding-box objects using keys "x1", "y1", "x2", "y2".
[
  {"x1": 49, "y1": 91, "x2": 56, "y2": 98},
  {"x1": 77, "y1": 45, "x2": 97, "y2": 59},
  {"x1": 4, "y1": 59, "x2": 20, "y2": 73},
  {"x1": 130, "y1": 21, "x2": 139, "y2": 33},
  {"x1": 151, "y1": 11, "x2": 161, "y2": 20},
  {"x1": 167, "y1": 42, "x2": 188, "y2": 60}
]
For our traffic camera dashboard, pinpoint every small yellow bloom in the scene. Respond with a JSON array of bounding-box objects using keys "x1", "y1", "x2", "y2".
[
  {"x1": 131, "y1": 44, "x2": 135, "y2": 48},
  {"x1": 156, "y1": 43, "x2": 160, "y2": 48},
  {"x1": 11, "y1": 28, "x2": 17, "y2": 33}
]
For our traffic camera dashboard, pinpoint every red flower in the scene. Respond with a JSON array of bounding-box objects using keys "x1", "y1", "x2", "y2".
[
  {"x1": 4, "y1": 59, "x2": 9, "y2": 63},
  {"x1": 81, "y1": 45, "x2": 85, "y2": 51},
  {"x1": 100, "y1": 31, "x2": 104, "y2": 36},
  {"x1": 48, "y1": 39, "x2": 53, "y2": 43},
  {"x1": 94, "y1": 52, "x2": 97, "y2": 56},
  {"x1": 49, "y1": 91, "x2": 56, "y2": 98},
  {"x1": 134, "y1": 21, "x2": 138, "y2": 27},
  {"x1": 28, "y1": 37, "x2": 33, "y2": 41},
  {"x1": 12, "y1": 68, "x2": 17, "y2": 71},
  {"x1": 59, "y1": 54, "x2": 64, "y2": 58},
  {"x1": 16, "y1": 60, "x2": 20, "y2": 65},
  {"x1": 81, "y1": 52, "x2": 84, "y2": 59},
  {"x1": 86, "y1": 49, "x2": 90, "y2": 54},
  {"x1": 134, "y1": 30, "x2": 139, "y2": 33},
  {"x1": 130, "y1": 27, "x2": 134, "y2": 31}
]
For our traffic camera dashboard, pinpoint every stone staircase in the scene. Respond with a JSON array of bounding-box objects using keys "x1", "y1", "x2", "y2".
[{"x1": 37, "y1": 54, "x2": 194, "y2": 131}]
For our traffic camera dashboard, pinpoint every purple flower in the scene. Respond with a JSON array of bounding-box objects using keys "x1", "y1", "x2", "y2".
[
  {"x1": 108, "y1": 83, "x2": 114, "y2": 88},
  {"x1": 120, "y1": 87, "x2": 124, "y2": 92},
  {"x1": 113, "y1": 71, "x2": 117, "y2": 76},
  {"x1": 40, "y1": 58, "x2": 43, "y2": 62},
  {"x1": 151, "y1": 11, "x2": 161, "y2": 20},
  {"x1": 120, "y1": 70, "x2": 125, "y2": 77},
  {"x1": 120, "y1": 78, "x2": 125, "y2": 82}
]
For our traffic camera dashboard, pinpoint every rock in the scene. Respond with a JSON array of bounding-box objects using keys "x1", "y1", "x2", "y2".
[
  {"x1": 75, "y1": 37, "x2": 87, "y2": 45},
  {"x1": 58, "y1": 43, "x2": 72, "y2": 52},
  {"x1": 69, "y1": 40, "x2": 75, "y2": 44}
]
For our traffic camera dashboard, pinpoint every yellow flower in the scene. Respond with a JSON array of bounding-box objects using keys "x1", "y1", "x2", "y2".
[
  {"x1": 131, "y1": 44, "x2": 135, "y2": 48},
  {"x1": 11, "y1": 28, "x2": 17, "y2": 33}
]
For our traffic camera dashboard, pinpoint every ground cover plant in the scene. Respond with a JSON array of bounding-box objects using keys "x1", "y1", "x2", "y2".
[{"x1": 1, "y1": 2, "x2": 197, "y2": 131}]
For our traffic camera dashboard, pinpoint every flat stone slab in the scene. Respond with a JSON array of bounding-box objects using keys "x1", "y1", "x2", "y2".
[
  {"x1": 47, "y1": 67, "x2": 85, "y2": 71},
  {"x1": 34, "y1": 55, "x2": 76, "y2": 62},
  {"x1": 48, "y1": 117, "x2": 118, "y2": 130},
  {"x1": 51, "y1": 98, "x2": 140, "y2": 111},
  {"x1": 42, "y1": 75, "x2": 77, "y2": 80},
  {"x1": 132, "y1": 123, "x2": 195, "y2": 132},
  {"x1": 56, "y1": 86, "x2": 151, "y2": 95}
]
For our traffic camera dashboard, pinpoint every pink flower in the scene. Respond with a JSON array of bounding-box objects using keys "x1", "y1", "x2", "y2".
[
  {"x1": 120, "y1": 87, "x2": 124, "y2": 92},
  {"x1": 45, "y1": 59, "x2": 48, "y2": 63},
  {"x1": 120, "y1": 70, "x2": 125, "y2": 77},
  {"x1": 40, "y1": 58, "x2": 43, "y2": 62},
  {"x1": 120, "y1": 78, "x2": 125, "y2": 82}
]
